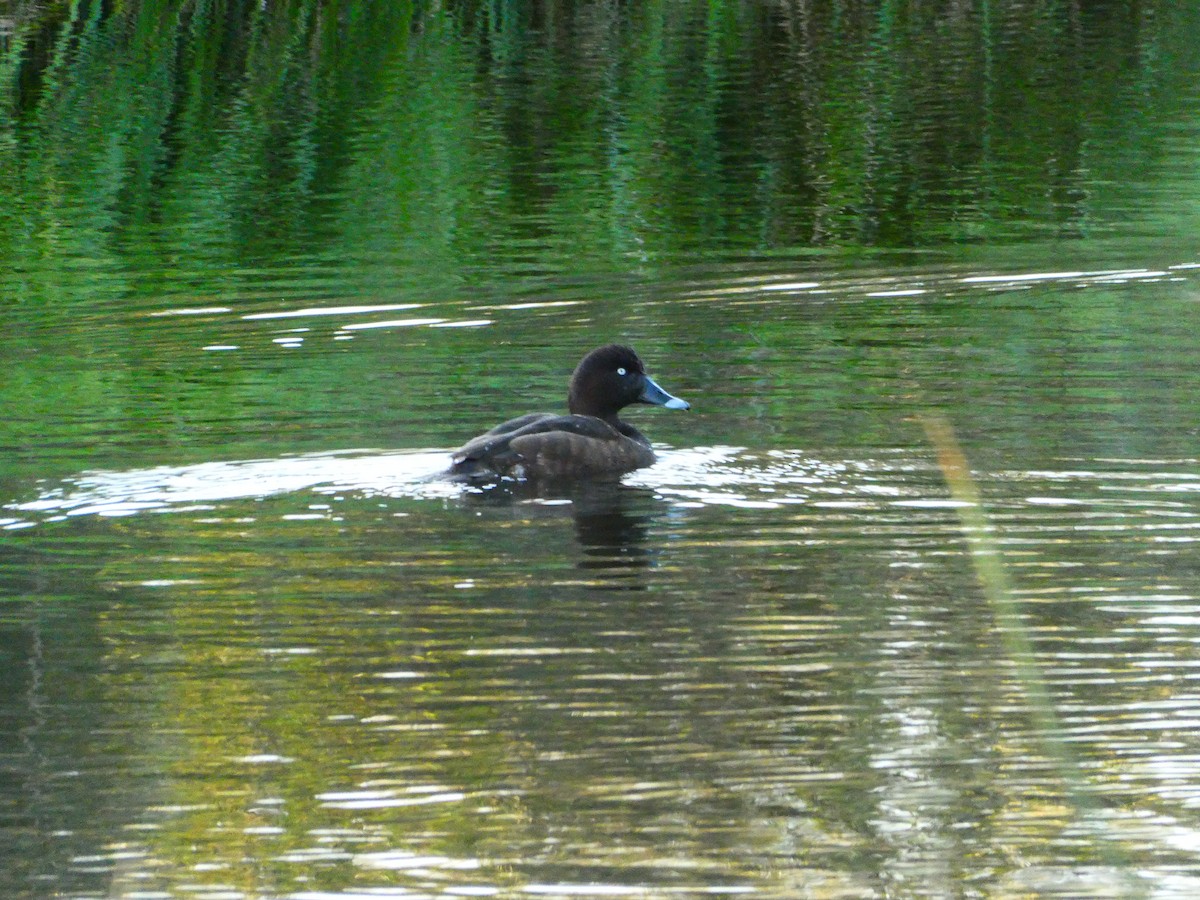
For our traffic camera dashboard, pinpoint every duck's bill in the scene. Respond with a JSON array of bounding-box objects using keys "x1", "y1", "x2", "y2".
[{"x1": 639, "y1": 376, "x2": 690, "y2": 410}]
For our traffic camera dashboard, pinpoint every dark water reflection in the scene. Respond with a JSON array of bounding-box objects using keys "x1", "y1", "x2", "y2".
[{"x1": 469, "y1": 483, "x2": 661, "y2": 591}]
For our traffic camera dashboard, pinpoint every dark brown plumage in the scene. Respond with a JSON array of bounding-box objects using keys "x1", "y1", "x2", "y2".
[{"x1": 448, "y1": 345, "x2": 689, "y2": 481}]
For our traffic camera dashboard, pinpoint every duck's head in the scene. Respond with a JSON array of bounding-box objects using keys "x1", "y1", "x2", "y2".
[{"x1": 567, "y1": 344, "x2": 690, "y2": 422}]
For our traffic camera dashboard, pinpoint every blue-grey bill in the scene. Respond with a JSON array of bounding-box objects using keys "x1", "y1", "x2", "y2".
[{"x1": 639, "y1": 376, "x2": 690, "y2": 410}]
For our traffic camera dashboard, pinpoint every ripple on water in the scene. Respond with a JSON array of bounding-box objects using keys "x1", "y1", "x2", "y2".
[
  {"x1": 8, "y1": 446, "x2": 1200, "y2": 893},
  {"x1": 6, "y1": 445, "x2": 935, "y2": 527}
]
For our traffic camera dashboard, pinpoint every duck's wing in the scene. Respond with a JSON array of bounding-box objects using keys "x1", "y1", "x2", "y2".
[
  {"x1": 449, "y1": 414, "x2": 621, "y2": 477},
  {"x1": 447, "y1": 413, "x2": 556, "y2": 477},
  {"x1": 508, "y1": 418, "x2": 652, "y2": 478},
  {"x1": 474, "y1": 412, "x2": 558, "y2": 439},
  {"x1": 451, "y1": 413, "x2": 557, "y2": 464}
]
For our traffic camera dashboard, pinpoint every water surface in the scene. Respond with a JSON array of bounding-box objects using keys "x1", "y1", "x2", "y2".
[{"x1": 5, "y1": 2, "x2": 1200, "y2": 898}]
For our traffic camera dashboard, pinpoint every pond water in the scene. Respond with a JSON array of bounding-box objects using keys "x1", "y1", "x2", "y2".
[{"x1": 6, "y1": 2, "x2": 1200, "y2": 898}]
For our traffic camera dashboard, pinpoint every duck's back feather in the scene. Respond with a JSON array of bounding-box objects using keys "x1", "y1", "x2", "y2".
[{"x1": 449, "y1": 414, "x2": 653, "y2": 480}]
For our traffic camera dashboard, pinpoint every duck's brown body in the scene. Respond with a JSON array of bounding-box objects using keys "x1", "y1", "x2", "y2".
[{"x1": 448, "y1": 346, "x2": 688, "y2": 482}]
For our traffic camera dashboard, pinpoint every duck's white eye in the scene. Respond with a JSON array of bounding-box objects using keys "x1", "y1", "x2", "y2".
[{"x1": 617, "y1": 367, "x2": 627, "y2": 376}]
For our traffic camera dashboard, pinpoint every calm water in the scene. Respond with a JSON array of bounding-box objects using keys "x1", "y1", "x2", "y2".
[{"x1": 6, "y1": 3, "x2": 1200, "y2": 898}]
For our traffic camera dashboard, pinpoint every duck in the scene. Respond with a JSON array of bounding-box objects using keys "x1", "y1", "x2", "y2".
[{"x1": 448, "y1": 344, "x2": 690, "y2": 481}]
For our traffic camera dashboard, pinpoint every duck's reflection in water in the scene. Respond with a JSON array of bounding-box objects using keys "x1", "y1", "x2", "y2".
[
  {"x1": 461, "y1": 480, "x2": 658, "y2": 591},
  {"x1": 571, "y1": 483, "x2": 655, "y2": 591}
]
